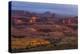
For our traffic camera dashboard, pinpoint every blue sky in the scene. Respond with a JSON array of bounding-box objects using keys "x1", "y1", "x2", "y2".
[{"x1": 11, "y1": 1, "x2": 78, "y2": 16}]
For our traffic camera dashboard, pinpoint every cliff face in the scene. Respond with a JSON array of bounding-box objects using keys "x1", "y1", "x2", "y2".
[{"x1": 62, "y1": 17, "x2": 77, "y2": 25}]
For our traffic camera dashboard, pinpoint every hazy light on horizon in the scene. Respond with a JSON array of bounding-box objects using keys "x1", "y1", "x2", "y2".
[{"x1": 11, "y1": 1, "x2": 78, "y2": 16}]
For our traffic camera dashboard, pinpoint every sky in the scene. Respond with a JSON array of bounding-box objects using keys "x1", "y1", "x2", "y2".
[{"x1": 11, "y1": 1, "x2": 78, "y2": 16}]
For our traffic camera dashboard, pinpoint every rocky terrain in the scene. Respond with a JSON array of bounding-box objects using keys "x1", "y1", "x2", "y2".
[{"x1": 10, "y1": 10, "x2": 78, "y2": 53}]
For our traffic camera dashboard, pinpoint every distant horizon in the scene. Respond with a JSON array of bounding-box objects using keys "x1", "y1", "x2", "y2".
[{"x1": 10, "y1": 1, "x2": 78, "y2": 16}]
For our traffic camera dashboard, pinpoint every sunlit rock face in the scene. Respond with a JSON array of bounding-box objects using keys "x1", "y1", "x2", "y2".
[{"x1": 29, "y1": 16, "x2": 37, "y2": 23}]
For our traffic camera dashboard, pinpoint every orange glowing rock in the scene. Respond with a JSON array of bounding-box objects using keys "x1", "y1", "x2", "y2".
[
  {"x1": 29, "y1": 16, "x2": 37, "y2": 23},
  {"x1": 32, "y1": 16, "x2": 37, "y2": 20}
]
